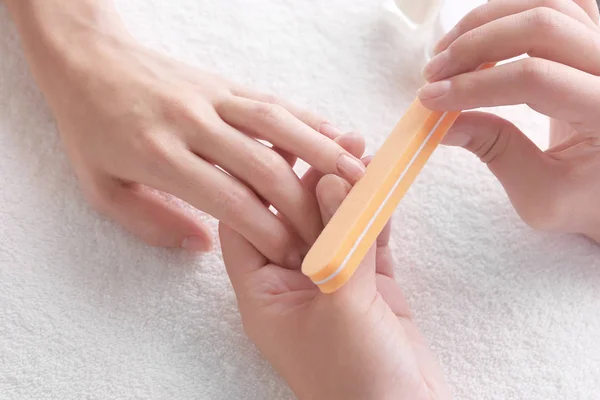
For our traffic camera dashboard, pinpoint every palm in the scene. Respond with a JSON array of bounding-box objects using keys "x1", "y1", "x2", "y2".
[{"x1": 220, "y1": 171, "x2": 451, "y2": 399}]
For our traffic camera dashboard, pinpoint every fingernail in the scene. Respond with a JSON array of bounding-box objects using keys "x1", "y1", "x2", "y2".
[
  {"x1": 417, "y1": 80, "x2": 451, "y2": 101},
  {"x1": 182, "y1": 236, "x2": 211, "y2": 252},
  {"x1": 337, "y1": 154, "x2": 366, "y2": 182},
  {"x1": 442, "y1": 131, "x2": 471, "y2": 147},
  {"x1": 423, "y1": 50, "x2": 450, "y2": 82},
  {"x1": 320, "y1": 122, "x2": 344, "y2": 139}
]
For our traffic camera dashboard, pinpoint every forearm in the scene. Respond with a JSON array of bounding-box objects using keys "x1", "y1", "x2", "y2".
[{"x1": 2, "y1": 0, "x2": 131, "y2": 100}]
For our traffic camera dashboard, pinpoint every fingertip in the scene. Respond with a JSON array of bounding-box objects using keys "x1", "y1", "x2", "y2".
[
  {"x1": 335, "y1": 132, "x2": 366, "y2": 159},
  {"x1": 336, "y1": 153, "x2": 366, "y2": 184},
  {"x1": 316, "y1": 175, "x2": 351, "y2": 224},
  {"x1": 361, "y1": 155, "x2": 374, "y2": 167},
  {"x1": 441, "y1": 130, "x2": 472, "y2": 148},
  {"x1": 181, "y1": 233, "x2": 213, "y2": 252},
  {"x1": 417, "y1": 80, "x2": 451, "y2": 102}
]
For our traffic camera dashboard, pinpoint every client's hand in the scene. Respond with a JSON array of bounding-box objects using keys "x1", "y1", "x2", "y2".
[
  {"x1": 219, "y1": 138, "x2": 451, "y2": 400},
  {"x1": 419, "y1": 0, "x2": 600, "y2": 242},
  {"x1": 5, "y1": 0, "x2": 366, "y2": 266}
]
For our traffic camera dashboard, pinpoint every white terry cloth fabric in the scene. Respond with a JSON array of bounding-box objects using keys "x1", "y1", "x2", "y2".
[{"x1": 1, "y1": 1, "x2": 600, "y2": 399}]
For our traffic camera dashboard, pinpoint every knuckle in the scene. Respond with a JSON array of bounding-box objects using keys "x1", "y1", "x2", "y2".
[
  {"x1": 252, "y1": 151, "x2": 290, "y2": 186},
  {"x1": 527, "y1": 7, "x2": 562, "y2": 34},
  {"x1": 533, "y1": 0, "x2": 564, "y2": 13},
  {"x1": 460, "y1": 25, "x2": 486, "y2": 48},
  {"x1": 316, "y1": 137, "x2": 342, "y2": 163},
  {"x1": 260, "y1": 93, "x2": 284, "y2": 106},
  {"x1": 518, "y1": 58, "x2": 551, "y2": 86},
  {"x1": 159, "y1": 94, "x2": 189, "y2": 121},
  {"x1": 216, "y1": 187, "x2": 254, "y2": 222},
  {"x1": 159, "y1": 92, "x2": 220, "y2": 132},
  {"x1": 253, "y1": 102, "x2": 287, "y2": 123},
  {"x1": 134, "y1": 128, "x2": 179, "y2": 178},
  {"x1": 213, "y1": 91, "x2": 238, "y2": 115},
  {"x1": 472, "y1": 124, "x2": 511, "y2": 165}
]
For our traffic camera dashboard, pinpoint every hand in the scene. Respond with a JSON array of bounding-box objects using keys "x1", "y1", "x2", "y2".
[
  {"x1": 5, "y1": 0, "x2": 366, "y2": 266},
  {"x1": 219, "y1": 136, "x2": 451, "y2": 400},
  {"x1": 418, "y1": 0, "x2": 600, "y2": 242}
]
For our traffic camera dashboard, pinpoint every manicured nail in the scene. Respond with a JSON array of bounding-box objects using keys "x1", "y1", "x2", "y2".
[
  {"x1": 417, "y1": 80, "x2": 451, "y2": 101},
  {"x1": 423, "y1": 50, "x2": 450, "y2": 82},
  {"x1": 337, "y1": 153, "x2": 366, "y2": 182},
  {"x1": 320, "y1": 122, "x2": 344, "y2": 139},
  {"x1": 442, "y1": 131, "x2": 471, "y2": 147},
  {"x1": 182, "y1": 236, "x2": 211, "y2": 252}
]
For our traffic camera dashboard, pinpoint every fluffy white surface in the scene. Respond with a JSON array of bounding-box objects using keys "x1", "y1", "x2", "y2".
[{"x1": 1, "y1": 1, "x2": 599, "y2": 399}]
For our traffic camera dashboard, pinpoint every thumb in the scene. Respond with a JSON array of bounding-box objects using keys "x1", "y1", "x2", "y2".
[
  {"x1": 315, "y1": 174, "x2": 353, "y2": 225},
  {"x1": 85, "y1": 178, "x2": 213, "y2": 251},
  {"x1": 315, "y1": 175, "x2": 377, "y2": 297},
  {"x1": 445, "y1": 112, "x2": 566, "y2": 230}
]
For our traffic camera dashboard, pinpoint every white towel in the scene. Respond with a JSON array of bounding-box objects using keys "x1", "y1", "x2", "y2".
[{"x1": 1, "y1": 1, "x2": 599, "y2": 399}]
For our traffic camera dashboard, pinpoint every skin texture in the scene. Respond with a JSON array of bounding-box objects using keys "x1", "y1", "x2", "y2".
[
  {"x1": 219, "y1": 135, "x2": 451, "y2": 400},
  {"x1": 419, "y1": 0, "x2": 600, "y2": 242},
  {"x1": 1, "y1": 0, "x2": 366, "y2": 266}
]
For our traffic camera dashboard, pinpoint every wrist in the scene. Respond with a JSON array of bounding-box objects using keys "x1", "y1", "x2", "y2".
[
  {"x1": 5, "y1": 1, "x2": 132, "y2": 79},
  {"x1": 4, "y1": 0, "x2": 136, "y2": 106}
]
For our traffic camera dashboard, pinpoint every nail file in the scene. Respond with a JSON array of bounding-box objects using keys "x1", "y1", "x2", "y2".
[{"x1": 302, "y1": 64, "x2": 495, "y2": 294}]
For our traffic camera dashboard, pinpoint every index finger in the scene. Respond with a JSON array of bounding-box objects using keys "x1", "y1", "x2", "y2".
[
  {"x1": 419, "y1": 58, "x2": 600, "y2": 130},
  {"x1": 435, "y1": 0, "x2": 600, "y2": 54},
  {"x1": 218, "y1": 96, "x2": 366, "y2": 184}
]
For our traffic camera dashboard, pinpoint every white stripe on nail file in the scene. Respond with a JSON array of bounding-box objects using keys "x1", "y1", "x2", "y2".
[
  {"x1": 313, "y1": 111, "x2": 449, "y2": 286},
  {"x1": 301, "y1": 64, "x2": 495, "y2": 294}
]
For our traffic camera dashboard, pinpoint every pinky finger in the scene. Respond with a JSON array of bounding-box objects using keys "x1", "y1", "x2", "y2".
[{"x1": 85, "y1": 178, "x2": 213, "y2": 251}]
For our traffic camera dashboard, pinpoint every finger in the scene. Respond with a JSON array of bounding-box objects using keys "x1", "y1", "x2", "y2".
[
  {"x1": 301, "y1": 132, "x2": 366, "y2": 197},
  {"x1": 418, "y1": 58, "x2": 600, "y2": 132},
  {"x1": 424, "y1": 8, "x2": 600, "y2": 82},
  {"x1": 377, "y1": 220, "x2": 391, "y2": 248},
  {"x1": 87, "y1": 178, "x2": 213, "y2": 251},
  {"x1": 375, "y1": 220, "x2": 395, "y2": 279},
  {"x1": 219, "y1": 223, "x2": 268, "y2": 295},
  {"x1": 435, "y1": 0, "x2": 600, "y2": 54},
  {"x1": 315, "y1": 175, "x2": 353, "y2": 225},
  {"x1": 230, "y1": 86, "x2": 343, "y2": 139},
  {"x1": 142, "y1": 150, "x2": 306, "y2": 269},
  {"x1": 190, "y1": 123, "x2": 322, "y2": 245},
  {"x1": 572, "y1": 0, "x2": 600, "y2": 23},
  {"x1": 361, "y1": 155, "x2": 373, "y2": 166},
  {"x1": 445, "y1": 111, "x2": 569, "y2": 231},
  {"x1": 315, "y1": 175, "x2": 378, "y2": 296},
  {"x1": 272, "y1": 146, "x2": 297, "y2": 168},
  {"x1": 366, "y1": 150, "x2": 394, "y2": 279},
  {"x1": 218, "y1": 97, "x2": 366, "y2": 184}
]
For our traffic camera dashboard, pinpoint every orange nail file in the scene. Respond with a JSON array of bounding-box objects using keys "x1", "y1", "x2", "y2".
[{"x1": 302, "y1": 65, "x2": 494, "y2": 294}]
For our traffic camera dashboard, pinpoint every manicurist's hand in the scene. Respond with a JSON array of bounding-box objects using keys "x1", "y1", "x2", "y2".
[
  {"x1": 220, "y1": 135, "x2": 451, "y2": 400},
  {"x1": 419, "y1": 0, "x2": 600, "y2": 242},
  {"x1": 3, "y1": 0, "x2": 366, "y2": 266}
]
